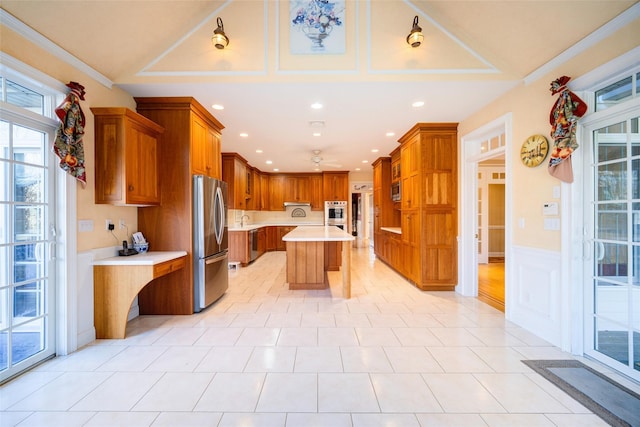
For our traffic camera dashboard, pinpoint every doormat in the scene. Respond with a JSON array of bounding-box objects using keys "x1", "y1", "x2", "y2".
[{"x1": 522, "y1": 359, "x2": 640, "y2": 427}]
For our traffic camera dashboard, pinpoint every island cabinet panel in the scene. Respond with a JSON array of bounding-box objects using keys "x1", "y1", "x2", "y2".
[
  {"x1": 286, "y1": 241, "x2": 326, "y2": 289},
  {"x1": 323, "y1": 171, "x2": 349, "y2": 201},
  {"x1": 277, "y1": 226, "x2": 296, "y2": 251},
  {"x1": 324, "y1": 241, "x2": 342, "y2": 271},
  {"x1": 134, "y1": 97, "x2": 225, "y2": 314},
  {"x1": 92, "y1": 107, "x2": 164, "y2": 206}
]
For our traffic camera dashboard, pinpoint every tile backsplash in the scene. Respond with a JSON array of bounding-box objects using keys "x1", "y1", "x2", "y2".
[{"x1": 230, "y1": 206, "x2": 323, "y2": 226}]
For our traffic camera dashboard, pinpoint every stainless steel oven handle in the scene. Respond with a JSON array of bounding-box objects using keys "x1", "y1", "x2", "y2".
[{"x1": 205, "y1": 251, "x2": 228, "y2": 265}]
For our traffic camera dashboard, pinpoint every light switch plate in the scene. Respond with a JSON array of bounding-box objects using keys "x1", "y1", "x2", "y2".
[
  {"x1": 543, "y1": 202, "x2": 559, "y2": 215},
  {"x1": 78, "y1": 219, "x2": 94, "y2": 232}
]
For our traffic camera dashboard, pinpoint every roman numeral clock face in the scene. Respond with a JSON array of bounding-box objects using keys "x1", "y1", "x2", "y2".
[{"x1": 520, "y1": 134, "x2": 549, "y2": 167}]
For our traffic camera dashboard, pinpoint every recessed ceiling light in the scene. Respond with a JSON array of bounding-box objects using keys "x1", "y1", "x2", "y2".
[
  {"x1": 309, "y1": 120, "x2": 325, "y2": 127},
  {"x1": 239, "y1": 133, "x2": 248, "y2": 138},
  {"x1": 313, "y1": 132, "x2": 321, "y2": 137},
  {"x1": 266, "y1": 160, "x2": 273, "y2": 165},
  {"x1": 386, "y1": 132, "x2": 395, "y2": 137},
  {"x1": 256, "y1": 149, "x2": 263, "y2": 153},
  {"x1": 212, "y1": 104, "x2": 224, "y2": 110},
  {"x1": 412, "y1": 101, "x2": 425, "y2": 108},
  {"x1": 355, "y1": 168, "x2": 361, "y2": 171},
  {"x1": 311, "y1": 102, "x2": 323, "y2": 109},
  {"x1": 371, "y1": 149, "x2": 379, "y2": 153},
  {"x1": 362, "y1": 160, "x2": 368, "y2": 163},
  {"x1": 273, "y1": 168, "x2": 279, "y2": 172}
]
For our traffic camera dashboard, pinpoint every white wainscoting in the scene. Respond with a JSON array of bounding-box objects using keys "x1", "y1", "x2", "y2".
[
  {"x1": 75, "y1": 246, "x2": 140, "y2": 348},
  {"x1": 509, "y1": 245, "x2": 563, "y2": 347}
]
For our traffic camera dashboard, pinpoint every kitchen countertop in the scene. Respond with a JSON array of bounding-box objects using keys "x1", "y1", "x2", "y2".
[
  {"x1": 381, "y1": 227, "x2": 402, "y2": 235},
  {"x1": 93, "y1": 251, "x2": 187, "y2": 266},
  {"x1": 282, "y1": 225, "x2": 355, "y2": 242},
  {"x1": 229, "y1": 222, "x2": 323, "y2": 231}
]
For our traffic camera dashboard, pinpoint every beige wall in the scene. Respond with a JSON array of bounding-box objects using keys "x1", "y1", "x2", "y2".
[
  {"x1": 1, "y1": 25, "x2": 138, "y2": 252},
  {"x1": 458, "y1": 18, "x2": 640, "y2": 251}
]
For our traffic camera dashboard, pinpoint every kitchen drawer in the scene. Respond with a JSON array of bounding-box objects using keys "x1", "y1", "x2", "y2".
[{"x1": 153, "y1": 256, "x2": 186, "y2": 278}]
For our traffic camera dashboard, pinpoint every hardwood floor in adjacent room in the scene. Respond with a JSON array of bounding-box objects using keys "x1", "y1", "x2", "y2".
[{"x1": 478, "y1": 258, "x2": 505, "y2": 312}]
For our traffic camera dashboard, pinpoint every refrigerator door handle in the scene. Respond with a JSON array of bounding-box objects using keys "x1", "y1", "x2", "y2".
[
  {"x1": 205, "y1": 251, "x2": 228, "y2": 265},
  {"x1": 214, "y1": 186, "x2": 225, "y2": 246}
]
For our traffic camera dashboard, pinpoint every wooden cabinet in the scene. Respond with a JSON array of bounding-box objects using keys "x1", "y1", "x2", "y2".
[
  {"x1": 257, "y1": 227, "x2": 266, "y2": 255},
  {"x1": 277, "y1": 226, "x2": 295, "y2": 251},
  {"x1": 269, "y1": 175, "x2": 286, "y2": 210},
  {"x1": 372, "y1": 157, "x2": 399, "y2": 259},
  {"x1": 399, "y1": 123, "x2": 458, "y2": 290},
  {"x1": 309, "y1": 174, "x2": 323, "y2": 210},
  {"x1": 191, "y1": 114, "x2": 221, "y2": 178},
  {"x1": 266, "y1": 226, "x2": 277, "y2": 251},
  {"x1": 92, "y1": 107, "x2": 164, "y2": 206},
  {"x1": 284, "y1": 175, "x2": 310, "y2": 203},
  {"x1": 133, "y1": 97, "x2": 224, "y2": 314},
  {"x1": 229, "y1": 231, "x2": 249, "y2": 264},
  {"x1": 222, "y1": 153, "x2": 251, "y2": 210},
  {"x1": 323, "y1": 171, "x2": 349, "y2": 201}
]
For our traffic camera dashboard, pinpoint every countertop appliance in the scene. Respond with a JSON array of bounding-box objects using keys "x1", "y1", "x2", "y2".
[
  {"x1": 193, "y1": 175, "x2": 229, "y2": 312},
  {"x1": 325, "y1": 200, "x2": 347, "y2": 230}
]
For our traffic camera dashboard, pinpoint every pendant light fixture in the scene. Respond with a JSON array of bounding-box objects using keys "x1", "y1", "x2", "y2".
[
  {"x1": 406, "y1": 15, "x2": 423, "y2": 48},
  {"x1": 212, "y1": 17, "x2": 229, "y2": 49}
]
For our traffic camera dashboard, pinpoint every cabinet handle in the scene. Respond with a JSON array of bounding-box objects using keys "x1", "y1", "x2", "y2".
[{"x1": 128, "y1": 185, "x2": 134, "y2": 191}]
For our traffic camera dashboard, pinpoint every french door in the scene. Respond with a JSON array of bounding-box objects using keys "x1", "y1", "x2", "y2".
[
  {"x1": 585, "y1": 110, "x2": 640, "y2": 382},
  {"x1": 0, "y1": 107, "x2": 57, "y2": 383}
]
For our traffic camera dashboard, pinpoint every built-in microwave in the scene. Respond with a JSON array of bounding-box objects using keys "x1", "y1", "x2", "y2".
[{"x1": 391, "y1": 182, "x2": 401, "y2": 201}]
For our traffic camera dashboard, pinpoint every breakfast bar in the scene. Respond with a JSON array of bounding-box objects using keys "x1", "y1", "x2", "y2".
[{"x1": 282, "y1": 226, "x2": 355, "y2": 298}]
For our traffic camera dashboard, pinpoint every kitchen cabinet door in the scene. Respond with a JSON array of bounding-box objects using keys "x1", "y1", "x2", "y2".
[
  {"x1": 269, "y1": 175, "x2": 285, "y2": 210},
  {"x1": 92, "y1": 107, "x2": 164, "y2": 206},
  {"x1": 323, "y1": 172, "x2": 349, "y2": 201},
  {"x1": 309, "y1": 175, "x2": 323, "y2": 210},
  {"x1": 229, "y1": 231, "x2": 249, "y2": 264}
]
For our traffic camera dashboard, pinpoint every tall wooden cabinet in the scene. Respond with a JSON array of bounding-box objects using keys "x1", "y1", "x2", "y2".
[
  {"x1": 134, "y1": 97, "x2": 224, "y2": 314},
  {"x1": 92, "y1": 107, "x2": 164, "y2": 206},
  {"x1": 323, "y1": 171, "x2": 349, "y2": 201},
  {"x1": 399, "y1": 123, "x2": 458, "y2": 290},
  {"x1": 372, "y1": 157, "x2": 399, "y2": 259},
  {"x1": 222, "y1": 153, "x2": 251, "y2": 210}
]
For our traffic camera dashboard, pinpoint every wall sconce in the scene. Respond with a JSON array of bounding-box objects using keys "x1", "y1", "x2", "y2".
[
  {"x1": 406, "y1": 15, "x2": 423, "y2": 48},
  {"x1": 212, "y1": 17, "x2": 229, "y2": 49}
]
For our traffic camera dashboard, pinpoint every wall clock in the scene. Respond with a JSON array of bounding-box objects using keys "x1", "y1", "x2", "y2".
[{"x1": 520, "y1": 134, "x2": 549, "y2": 167}]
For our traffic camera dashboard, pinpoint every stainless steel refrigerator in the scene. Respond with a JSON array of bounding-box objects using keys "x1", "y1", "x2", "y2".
[{"x1": 193, "y1": 175, "x2": 229, "y2": 312}]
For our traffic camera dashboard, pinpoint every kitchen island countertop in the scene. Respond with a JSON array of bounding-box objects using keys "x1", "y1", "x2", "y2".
[
  {"x1": 228, "y1": 222, "x2": 323, "y2": 232},
  {"x1": 282, "y1": 225, "x2": 355, "y2": 242}
]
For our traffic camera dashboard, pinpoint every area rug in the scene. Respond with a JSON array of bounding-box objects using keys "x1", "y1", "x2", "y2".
[{"x1": 522, "y1": 359, "x2": 640, "y2": 427}]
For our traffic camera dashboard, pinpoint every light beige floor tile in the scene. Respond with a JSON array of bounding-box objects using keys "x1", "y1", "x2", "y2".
[
  {"x1": 466, "y1": 327, "x2": 528, "y2": 347},
  {"x1": 335, "y1": 313, "x2": 372, "y2": 327},
  {"x1": 318, "y1": 373, "x2": 379, "y2": 413},
  {"x1": 121, "y1": 327, "x2": 173, "y2": 345},
  {"x1": 383, "y1": 346, "x2": 443, "y2": 373},
  {"x1": 9, "y1": 372, "x2": 112, "y2": 411},
  {"x1": 427, "y1": 347, "x2": 494, "y2": 373},
  {"x1": 506, "y1": 328, "x2": 553, "y2": 346},
  {"x1": 431, "y1": 313, "x2": 478, "y2": 327},
  {"x1": 265, "y1": 313, "x2": 302, "y2": 327},
  {"x1": 295, "y1": 347, "x2": 343, "y2": 372},
  {"x1": 415, "y1": 413, "x2": 489, "y2": 426},
  {"x1": 133, "y1": 372, "x2": 214, "y2": 411},
  {"x1": 12, "y1": 411, "x2": 95, "y2": 427},
  {"x1": 300, "y1": 312, "x2": 336, "y2": 327},
  {"x1": 376, "y1": 302, "x2": 411, "y2": 314},
  {"x1": 470, "y1": 347, "x2": 532, "y2": 373},
  {"x1": 194, "y1": 372, "x2": 265, "y2": 412},
  {"x1": 352, "y1": 413, "x2": 422, "y2": 426},
  {"x1": 429, "y1": 328, "x2": 486, "y2": 347},
  {"x1": 0, "y1": 411, "x2": 32, "y2": 426},
  {"x1": 286, "y1": 301, "x2": 319, "y2": 313},
  {"x1": 236, "y1": 327, "x2": 281, "y2": 346},
  {"x1": 84, "y1": 411, "x2": 158, "y2": 426},
  {"x1": 229, "y1": 313, "x2": 270, "y2": 327},
  {"x1": 524, "y1": 372, "x2": 592, "y2": 413},
  {"x1": 392, "y1": 327, "x2": 443, "y2": 346},
  {"x1": 152, "y1": 327, "x2": 206, "y2": 346},
  {"x1": 399, "y1": 313, "x2": 443, "y2": 327},
  {"x1": 256, "y1": 373, "x2": 317, "y2": 412},
  {"x1": 512, "y1": 346, "x2": 572, "y2": 360},
  {"x1": 226, "y1": 302, "x2": 261, "y2": 313},
  {"x1": 0, "y1": 371, "x2": 63, "y2": 410},
  {"x1": 285, "y1": 412, "x2": 352, "y2": 427},
  {"x1": 71, "y1": 372, "x2": 163, "y2": 411},
  {"x1": 194, "y1": 327, "x2": 243, "y2": 346},
  {"x1": 341, "y1": 347, "x2": 393, "y2": 372},
  {"x1": 370, "y1": 373, "x2": 441, "y2": 412},
  {"x1": 474, "y1": 373, "x2": 571, "y2": 413},
  {"x1": 96, "y1": 346, "x2": 168, "y2": 372},
  {"x1": 355, "y1": 327, "x2": 401, "y2": 346},
  {"x1": 198, "y1": 312, "x2": 237, "y2": 327},
  {"x1": 277, "y1": 327, "x2": 318, "y2": 346},
  {"x1": 218, "y1": 412, "x2": 286, "y2": 427},
  {"x1": 151, "y1": 412, "x2": 223, "y2": 426},
  {"x1": 244, "y1": 347, "x2": 297, "y2": 372},
  {"x1": 36, "y1": 345, "x2": 126, "y2": 372},
  {"x1": 194, "y1": 346, "x2": 253, "y2": 372},
  {"x1": 318, "y1": 327, "x2": 359, "y2": 346},
  {"x1": 422, "y1": 373, "x2": 505, "y2": 413},
  {"x1": 345, "y1": 302, "x2": 381, "y2": 314},
  {"x1": 480, "y1": 413, "x2": 555, "y2": 426},
  {"x1": 367, "y1": 314, "x2": 407, "y2": 327},
  {"x1": 145, "y1": 346, "x2": 210, "y2": 372}
]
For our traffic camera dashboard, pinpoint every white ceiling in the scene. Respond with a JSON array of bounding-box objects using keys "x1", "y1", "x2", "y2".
[{"x1": 2, "y1": 1, "x2": 637, "y2": 173}]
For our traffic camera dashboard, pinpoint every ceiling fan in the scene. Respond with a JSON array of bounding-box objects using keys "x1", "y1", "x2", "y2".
[{"x1": 310, "y1": 150, "x2": 342, "y2": 169}]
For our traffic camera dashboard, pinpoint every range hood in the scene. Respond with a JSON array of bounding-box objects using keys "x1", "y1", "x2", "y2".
[{"x1": 283, "y1": 201, "x2": 311, "y2": 207}]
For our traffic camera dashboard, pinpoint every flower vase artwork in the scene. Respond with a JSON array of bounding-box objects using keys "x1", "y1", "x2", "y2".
[{"x1": 290, "y1": 0, "x2": 345, "y2": 54}]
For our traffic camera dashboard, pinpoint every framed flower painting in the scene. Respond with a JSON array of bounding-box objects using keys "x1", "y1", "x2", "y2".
[{"x1": 290, "y1": 0, "x2": 346, "y2": 54}]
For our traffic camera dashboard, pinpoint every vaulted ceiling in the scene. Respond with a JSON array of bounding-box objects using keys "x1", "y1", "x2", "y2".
[{"x1": 2, "y1": 1, "x2": 637, "y2": 172}]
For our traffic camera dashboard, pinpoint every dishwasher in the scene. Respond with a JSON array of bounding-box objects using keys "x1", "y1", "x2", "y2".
[{"x1": 249, "y1": 228, "x2": 259, "y2": 262}]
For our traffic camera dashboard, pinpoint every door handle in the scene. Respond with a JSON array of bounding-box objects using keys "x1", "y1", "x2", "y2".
[{"x1": 205, "y1": 251, "x2": 228, "y2": 265}]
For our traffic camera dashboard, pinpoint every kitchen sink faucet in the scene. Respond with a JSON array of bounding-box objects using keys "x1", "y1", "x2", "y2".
[{"x1": 240, "y1": 214, "x2": 250, "y2": 227}]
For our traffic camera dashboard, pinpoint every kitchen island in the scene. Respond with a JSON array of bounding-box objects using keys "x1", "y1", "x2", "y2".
[{"x1": 282, "y1": 226, "x2": 355, "y2": 298}]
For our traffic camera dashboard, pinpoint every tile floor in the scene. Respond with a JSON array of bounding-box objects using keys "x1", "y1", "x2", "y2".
[{"x1": 1, "y1": 247, "x2": 637, "y2": 426}]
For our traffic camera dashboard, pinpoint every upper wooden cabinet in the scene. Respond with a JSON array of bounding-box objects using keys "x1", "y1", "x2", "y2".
[
  {"x1": 323, "y1": 171, "x2": 349, "y2": 201},
  {"x1": 135, "y1": 97, "x2": 224, "y2": 180},
  {"x1": 309, "y1": 174, "x2": 323, "y2": 210},
  {"x1": 92, "y1": 107, "x2": 164, "y2": 206},
  {"x1": 222, "y1": 153, "x2": 251, "y2": 210},
  {"x1": 269, "y1": 175, "x2": 286, "y2": 211}
]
